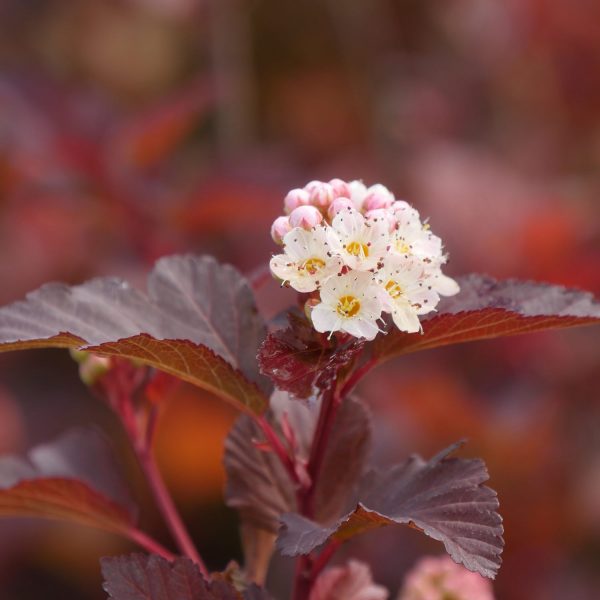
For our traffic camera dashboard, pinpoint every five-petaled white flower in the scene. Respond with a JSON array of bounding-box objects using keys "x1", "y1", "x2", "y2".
[
  {"x1": 376, "y1": 256, "x2": 439, "y2": 333},
  {"x1": 311, "y1": 271, "x2": 383, "y2": 340},
  {"x1": 327, "y1": 209, "x2": 389, "y2": 271},
  {"x1": 270, "y1": 227, "x2": 342, "y2": 293}
]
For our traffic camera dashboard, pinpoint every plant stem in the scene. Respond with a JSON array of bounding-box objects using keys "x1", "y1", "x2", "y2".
[
  {"x1": 310, "y1": 540, "x2": 341, "y2": 581},
  {"x1": 256, "y1": 415, "x2": 302, "y2": 486},
  {"x1": 301, "y1": 388, "x2": 341, "y2": 518},
  {"x1": 339, "y1": 357, "x2": 377, "y2": 398},
  {"x1": 293, "y1": 387, "x2": 343, "y2": 600},
  {"x1": 292, "y1": 555, "x2": 313, "y2": 600},
  {"x1": 127, "y1": 528, "x2": 176, "y2": 561},
  {"x1": 136, "y1": 445, "x2": 209, "y2": 578}
]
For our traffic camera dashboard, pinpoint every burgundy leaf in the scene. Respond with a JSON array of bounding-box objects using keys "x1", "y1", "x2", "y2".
[
  {"x1": 101, "y1": 554, "x2": 270, "y2": 600},
  {"x1": 258, "y1": 313, "x2": 364, "y2": 399},
  {"x1": 374, "y1": 274, "x2": 600, "y2": 361},
  {"x1": 224, "y1": 394, "x2": 371, "y2": 582},
  {"x1": 313, "y1": 397, "x2": 372, "y2": 524},
  {"x1": 278, "y1": 443, "x2": 503, "y2": 579},
  {"x1": 224, "y1": 398, "x2": 298, "y2": 535},
  {"x1": 0, "y1": 254, "x2": 270, "y2": 414},
  {"x1": 0, "y1": 428, "x2": 136, "y2": 535}
]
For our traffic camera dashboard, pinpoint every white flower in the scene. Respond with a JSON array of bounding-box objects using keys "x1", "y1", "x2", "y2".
[
  {"x1": 376, "y1": 256, "x2": 439, "y2": 333},
  {"x1": 398, "y1": 555, "x2": 495, "y2": 600},
  {"x1": 328, "y1": 209, "x2": 390, "y2": 271},
  {"x1": 328, "y1": 197, "x2": 355, "y2": 220},
  {"x1": 426, "y1": 265, "x2": 461, "y2": 296},
  {"x1": 270, "y1": 226, "x2": 342, "y2": 293},
  {"x1": 365, "y1": 208, "x2": 397, "y2": 232},
  {"x1": 311, "y1": 271, "x2": 383, "y2": 340},
  {"x1": 392, "y1": 221, "x2": 444, "y2": 262}
]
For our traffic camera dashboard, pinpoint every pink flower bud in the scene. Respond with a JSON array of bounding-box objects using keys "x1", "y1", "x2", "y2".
[
  {"x1": 70, "y1": 350, "x2": 111, "y2": 386},
  {"x1": 328, "y1": 197, "x2": 354, "y2": 220},
  {"x1": 365, "y1": 208, "x2": 397, "y2": 232},
  {"x1": 284, "y1": 188, "x2": 310, "y2": 214},
  {"x1": 348, "y1": 180, "x2": 368, "y2": 210},
  {"x1": 364, "y1": 188, "x2": 394, "y2": 211},
  {"x1": 305, "y1": 181, "x2": 335, "y2": 208},
  {"x1": 329, "y1": 178, "x2": 351, "y2": 199},
  {"x1": 289, "y1": 205, "x2": 324, "y2": 229},
  {"x1": 270, "y1": 216, "x2": 292, "y2": 244},
  {"x1": 310, "y1": 560, "x2": 388, "y2": 600}
]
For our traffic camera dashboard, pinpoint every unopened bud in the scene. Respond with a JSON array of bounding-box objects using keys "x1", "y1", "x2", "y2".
[
  {"x1": 328, "y1": 197, "x2": 354, "y2": 220},
  {"x1": 289, "y1": 205, "x2": 323, "y2": 229},
  {"x1": 328, "y1": 178, "x2": 351, "y2": 199},
  {"x1": 347, "y1": 180, "x2": 367, "y2": 210},
  {"x1": 304, "y1": 297, "x2": 320, "y2": 322},
  {"x1": 79, "y1": 354, "x2": 111, "y2": 386},
  {"x1": 364, "y1": 187, "x2": 394, "y2": 211},
  {"x1": 305, "y1": 181, "x2": 334, "y2": 208},
  {"x1": 270, "y1": 216, "x2": 292, "y2": 244},
  {"x1": 284, "y1": 188, "x2": 310, "y2": 214}
]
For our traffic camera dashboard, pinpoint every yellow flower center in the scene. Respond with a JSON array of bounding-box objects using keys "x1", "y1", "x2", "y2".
[
  {"x1": 336, "y1": 295, "x2": 361, "y2": 318},
  {"x1": 385, "y1": 280, "x2": 403, "y2": 299},
  {"x1": 346, "y1": 241, "x2": 369, "y2": 257},
  {"x1": 396, "y1": 239, "x2": 411, "y2": 254},
  {"x1": 301, "y1": 257, "x2": 326, "y2": 275}
]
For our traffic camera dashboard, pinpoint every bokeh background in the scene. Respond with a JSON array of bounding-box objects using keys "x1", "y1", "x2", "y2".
[{"x1": 0, "y1": 1, "x2": 599, "y2": 598}]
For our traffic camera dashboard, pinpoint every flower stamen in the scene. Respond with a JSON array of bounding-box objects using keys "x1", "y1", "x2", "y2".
[
  {"x1": 336, "y1": 295, "x2": 361, "y2": 318},
  {"x1": 301, "y1": 257, "x2": 326, "y2": 275},
  {"x1": 347, "y1": 241, "x2": 369, "y2": 257},
  {"x1": 385, "y1": 280, "x2": 403, "y2": 299}
]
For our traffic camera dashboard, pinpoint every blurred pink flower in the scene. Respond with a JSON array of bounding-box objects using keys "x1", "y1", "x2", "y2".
[
  {"x1": 398, "y1": 556, "x2": 495, "y2": 600},
  {"x1": 310, "y1": 559, "x2": 389, "y2": 600}
]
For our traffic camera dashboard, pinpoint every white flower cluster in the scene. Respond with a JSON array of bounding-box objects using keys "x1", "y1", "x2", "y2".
[{"x1": 270, "y1": 179, "x2": 459, "y2": 341}]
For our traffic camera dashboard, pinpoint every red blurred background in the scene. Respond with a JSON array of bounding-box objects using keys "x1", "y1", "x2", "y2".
[{"x1": 0, "y1": 1, "x2": 599, "y2": 598}]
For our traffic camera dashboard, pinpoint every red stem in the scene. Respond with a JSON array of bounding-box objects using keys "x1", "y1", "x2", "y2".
[
  {"x1": 310, "y1": 540, "x2": 341, "y2": 581},
  {"x1": 339, "y1": 357, "x2": 377, "y2": 398},
  {"x1": 136, "y1": 445, "x2": 209, "y2": 578},
  {"x1": 127, "y1": 528, "x2": 176, "y2": 561},
  {"x1": 291, "y1": 359, "x2": 378, "y2": 598},
  {"x1": 256, "y1": 415, "x2": 303, "y2": 487},
  {"x1": 292, "y1": 387, "x2": 343, "y2": 600}
]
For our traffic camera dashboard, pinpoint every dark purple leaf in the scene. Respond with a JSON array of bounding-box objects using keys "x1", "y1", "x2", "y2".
[
  {"x1": 258, "y1": 313, "x2": 364, "y2": 399},
  {"x1": 374, "y1": 274, "x2": 600, "y2": 361},
  {"x1": 101, "y1": 554, "x2": 270, "y2": 600},
  {"x1": 0, "y1": 428, "x2": 136, "y2": 535},
  {"x1": 313, "y1": 396, "x2": 372, "y2": 524},
  {"x1": 224, "y1": 394, "x2": 371, "y2": 581},
  {"x1": 0, "y1": 255, "x2": 270, "y2": 414},
  {"x1": 224, "y1": 397, "x2": 298, "y2": 535},
  {"x1": 278, "y1": 443, "x2": 503, "y2": 579}
]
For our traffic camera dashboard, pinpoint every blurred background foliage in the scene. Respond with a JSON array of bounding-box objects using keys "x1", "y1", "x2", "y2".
[{"x1": 0, "y1": 1, "x2": 599, "y2": 598}]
